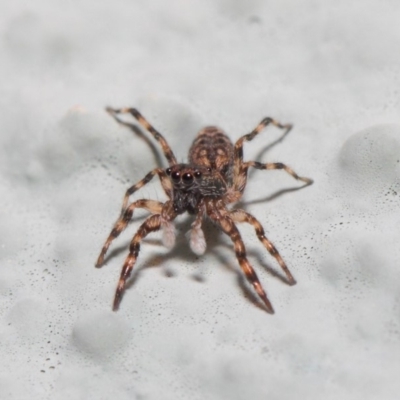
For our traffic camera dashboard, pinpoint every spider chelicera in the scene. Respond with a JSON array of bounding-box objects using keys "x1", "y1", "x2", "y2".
[{"x1": 96, "y1": 107, "x2": 313, "y2": 313}]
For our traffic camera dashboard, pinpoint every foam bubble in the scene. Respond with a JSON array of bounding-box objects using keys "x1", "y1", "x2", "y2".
[
  {"x1": 339, "y1": 124, "x2": 400, "y2": 193},
  {"x1": 72, "y1": 311, "x2": 130, "y2": 358}
]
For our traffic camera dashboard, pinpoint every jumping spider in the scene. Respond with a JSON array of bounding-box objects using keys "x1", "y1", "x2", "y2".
[{"x1": 96, "y1": 107, "x2": 313, "y2": 313}]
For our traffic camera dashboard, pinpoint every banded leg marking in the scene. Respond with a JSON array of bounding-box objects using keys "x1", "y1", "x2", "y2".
[
  {"x1": 96, "y1": 199, "x2": 163, "y2": 268},
  {"x1": 106, "y1": 107, "x2": 177, "y2": 165},
  {"x1": 230, "y1": 209, "x2": 296, "y2": 284},
  {"x1": 244, "y1": 161, "x2": 313, "y2": 185},
  {"x1": 120, "y1": 168, "x2": 160, "y2": 214},
  {"x1": 113, "y1": 214, "x2": 162, "y2": 311},
  {"x1": 217, "y1": 215, "x2": 274, "y2": 313},
  {"x1": 234, "y1": 117, "x2": 292, "y2": 172}
]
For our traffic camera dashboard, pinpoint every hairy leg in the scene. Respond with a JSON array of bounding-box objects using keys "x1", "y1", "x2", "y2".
[
  {"x1": 244, "y1": 161, "x2": 313, "y2": 185},
  {"x1": 113, "y1": 214, "x2": 162, "y2": 311},
  {"x1": 233, "y1": 117, "x2": 292, "y2": 178},
  {"x1": 106, "y1": 107, "x2": 177, "y2": 165},
  {"x1": 210, "y1": 205, "x2": 275, "y2": 313},
  {"x1": 230, "y1": 117, "x2": 293, "y2": 196},
  {"x1": 96, "y1": 199, "x2": 163, "y2": 267},
  {"x1": 119, "y1": 168, "x2": 172, "y2": 214},
  {"x1": 229, "y1": 209, "x2": 296, "y2": 284},
  {"x1": 226, "y1": 159, "x2": 313, "y2": 204}
]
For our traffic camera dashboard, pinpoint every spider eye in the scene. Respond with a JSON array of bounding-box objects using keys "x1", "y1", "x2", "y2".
[
  {"x1": 171, "y1": 171, "x2": 180, "y2": 181},
  {"x1": 166, "y1": 168, "x2": 172, "y2": 175},
  {"x1": 194, "y1": 170, "x2": 202, "y2": 178},
  {"x1": 182, "y1": 173, "x2": 193, "y2": 184}
]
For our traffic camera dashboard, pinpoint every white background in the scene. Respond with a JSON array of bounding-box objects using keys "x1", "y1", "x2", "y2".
[{"x1": 1, "y1": 1, "x2": 400, "y2": 399}]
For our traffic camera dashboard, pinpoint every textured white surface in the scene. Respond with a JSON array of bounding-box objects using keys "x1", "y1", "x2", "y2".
[{"x1": 1, "y1": 1, "x2": 400, "y2": 399}]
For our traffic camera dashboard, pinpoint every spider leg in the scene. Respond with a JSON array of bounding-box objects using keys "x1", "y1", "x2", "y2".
[
  {"x1": 244, "y1": 161, "x2": 313, "y2": 185},
  {"x1": 211, "y1": 209, "x2": 275, "y2": 313},
  {"x1": 230, "y1": 117, "x2": 293, "y2": 197},
  {"x1": 233, "y1": 117, "x2": 292, "y2": 177},
  {"x1": 113, "y1": 214, "x2": 162, "y2": 311},
  {"x1": 229, "y1": 209, "x2": 296, "y2": 285},
  {"x1": 119, "y1": 168, "x2": 172, "y2": 214},
  {"x1": 96, "y1": 199, "x2": 163, "y2": 268},
  {"x1": 106, "y1": 107, "x2": 178, "y2": 166}
]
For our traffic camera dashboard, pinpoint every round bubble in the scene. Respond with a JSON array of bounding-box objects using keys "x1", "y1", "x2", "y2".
[
  {"x1": 72, "y1": 311, "x2": 131, "y2": 358},
  {"x1": 339, "y1": 124, "x2": 400, "y2": 192}
]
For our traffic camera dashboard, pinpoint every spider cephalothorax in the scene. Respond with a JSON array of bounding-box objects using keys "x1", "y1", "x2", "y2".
[
  {"x1": 166, "y1": 163, "x2": 228, "y2": 214},
  {"x1": 96, "y1": 107, "x2": 313, "y2": 313}
]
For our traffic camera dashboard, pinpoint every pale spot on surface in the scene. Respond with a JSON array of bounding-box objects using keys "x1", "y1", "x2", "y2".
[{"x1": 72, "y1": 311, "x2": 130, "y2": 358}]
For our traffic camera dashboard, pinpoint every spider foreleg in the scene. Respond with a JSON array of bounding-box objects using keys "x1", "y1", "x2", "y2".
[
  {"x1": 106, "y1": 107, "x2": 178, "y2": 166},
  {"x1": 229, "y1": 209, "x2": 296, "y2": 285},
  {"x1": 214, "y1": 211, "x2": 274, "y2": 313},
  {"x1": 95, "y1": 199, "x2": 163, "y2": 268},
  {"x1": 120, "y1": 168, "x2": 173, "y2": 214},
  {"x1": 113, "y1": 214, "x2": 162, "y2": 311},
  {"x1": 244, "y1": 161, "x2": 313, "y2": 185}
]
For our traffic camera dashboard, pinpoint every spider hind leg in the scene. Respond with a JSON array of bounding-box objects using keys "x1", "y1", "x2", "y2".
[
  {"x1": 230, "y1": 209, "x2": 296, "y2": 285},
  {"x1": 113, "y1": 214, "x2": 162, "y2": 311},
  {"x1": 216, "y1": 214, "x2": 275, "y2": 313},
  {"x1": 245, "y1": 161, "x2": 313, "y2": 185}
]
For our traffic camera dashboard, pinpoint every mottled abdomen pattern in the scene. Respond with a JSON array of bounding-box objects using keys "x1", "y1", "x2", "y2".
[{"x1": 189, "y1": 127, "x2": 234, "y2": 182}]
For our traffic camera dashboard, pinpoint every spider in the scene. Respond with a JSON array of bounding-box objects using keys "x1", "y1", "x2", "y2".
[{"x1": 96, "y1": 107, "x2": 313, "y2": 313}]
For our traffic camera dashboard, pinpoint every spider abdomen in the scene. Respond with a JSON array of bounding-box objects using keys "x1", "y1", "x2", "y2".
[{"x1": 189, "y1": 127, "x2": 234, "y2": 182}]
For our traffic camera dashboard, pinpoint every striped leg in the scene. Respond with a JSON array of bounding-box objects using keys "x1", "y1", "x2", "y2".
[
  {"x1": 106, "y1": 107, "x2": 177, "y2": 166},
  {"x1": 244, "y1": 161, "x2": 313, "y2": 185},
  {"x1": 229, "y1": 209, "x2": 296, "y2": 285},
  {"x1": 233, "y1": 117, "x2": 292, "y2": 175},
  {"x1": 232, "y1": 117, "x2": 293, "y2": 193},
  {"x1": 113, "y1": 214, "x2": 162, "y2": 311},
  {"x1": 96, "y1": 199, "x2": 163, "y2": 268},
  {"x1": 217, "y1": 214, "x2": 275, "y2": 314},
  {"x1": 119, "y1": 168, "x2": 172, "y2": 214}
]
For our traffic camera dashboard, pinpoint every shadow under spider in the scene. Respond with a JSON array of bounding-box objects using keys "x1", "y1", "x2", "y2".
[
  {"x1": 236, "y1": 182, "x2": 312, "y2": 208},
  {"x1": 106, "y1": 217, "x2": 294, "y2": 311}
]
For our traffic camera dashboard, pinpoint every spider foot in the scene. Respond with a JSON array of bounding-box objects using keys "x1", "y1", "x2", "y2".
[
  {"x1": 260, "y1": 294, "x2": 275, "y2": 314},
  {"x1": 95, "y1": 253, "x2": 105, "y2": 268},
  {"x1": 288, "y1": 277, "x2": 297, "y2": 286},
  {"x1": 113, "y1": 281, "x2": 125, "y2": 311},
  {"x1": 301, "y1": 177, "x2": 314, "y2": 185}
]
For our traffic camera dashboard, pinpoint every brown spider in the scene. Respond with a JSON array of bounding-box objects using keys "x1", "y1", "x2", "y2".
[{"x1": 96, "y1": 107, "x2": 313, "y2": 313}]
